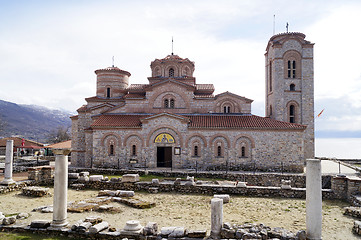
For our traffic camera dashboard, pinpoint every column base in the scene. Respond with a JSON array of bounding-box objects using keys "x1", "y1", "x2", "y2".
[
  {"x1": 50, "y1": 219, "x2": 68, "y2": 228},
  {"x1": 1, "y1": 178, "x2": 16, "y2": 185}
]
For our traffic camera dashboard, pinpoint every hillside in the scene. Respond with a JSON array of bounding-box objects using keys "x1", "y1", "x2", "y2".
[{"x1": 0, "y1": 99, "x2": 73, "y2": 143}]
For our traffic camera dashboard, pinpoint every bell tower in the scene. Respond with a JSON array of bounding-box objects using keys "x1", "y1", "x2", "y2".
[{"x1": 265, "y1": 32, "x2": 314, "y2": 159}]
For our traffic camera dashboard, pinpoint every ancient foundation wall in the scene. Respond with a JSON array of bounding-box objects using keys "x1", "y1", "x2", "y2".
[{"x1": 69, "y1": 167, "x2": 332, "y2": 189}]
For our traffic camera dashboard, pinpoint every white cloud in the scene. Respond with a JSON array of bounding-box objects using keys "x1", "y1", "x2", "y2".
[{"x1": 0, "y1": 0, "x2": 361, "y2": 136}]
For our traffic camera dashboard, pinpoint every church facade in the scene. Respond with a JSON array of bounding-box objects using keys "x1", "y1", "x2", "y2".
[{"x1": 71, "y1": 32, "x2": 314, "y2": 173}]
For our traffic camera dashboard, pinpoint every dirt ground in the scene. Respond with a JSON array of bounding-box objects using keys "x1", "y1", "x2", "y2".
[
  {"x1": 0, "y1": 171, "x2": 28, "y2": 182},
  {"x1": 0, "y1": 185, "x2": 358, "y2": 240}
]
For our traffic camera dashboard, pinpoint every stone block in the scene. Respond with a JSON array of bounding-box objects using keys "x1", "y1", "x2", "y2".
[
  {"x1": 89, "y1": 175, "x2": 104, "y2": 181},
  {"x1": 236, "y1": 182, "x2": 247, "y2": 187},
  {"x1": 30, "y1": 220, "x2": 51, "y2": 228},
  {"x1": 161, "y1": 226, "x2": 185, "y2": 238},
  {"x1": 116, "y1": 190, "x2": 135, "y2": 197},
  {"x1": 151, "y1": 179, "x2": 160, "y2": 185},
  {"x1": 89, "y1": 221, "x2": 109, "y2": 234},
  {"x1": 79, "y1": 171, "x2": 89, "y2": 177},
  {"x1": 78, "y1": 221, "x2": 92, "y2": 233},
  {"x1": 79, "y1": 176, "x2": 89, "y2": 182},
  {"x1": 3, "y1": 216, "x2": 16, "y2": 225},
  {"x1": 187, "y1": 229, "x2": 207, "y2": 238},
  {"x1": 214, "y1": 194, "x2": 230, "y2": 203},
  {"x1": 68, "y1": 173, "x2": 79, "y2": 179},
  {"x1": 142, "y1": 222, "x2": 158, "y2": 236},
  {"x1": 71, "y1": 220, "x2": 84, "y2": 231},
  {"x1": 281, "y1": 179, "x2": 292, "y2": 189},
  {"x1": 121, "y1": 174, "x2": 140, "y2": 183}
]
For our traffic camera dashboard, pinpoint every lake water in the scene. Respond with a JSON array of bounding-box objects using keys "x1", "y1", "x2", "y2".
[{"x1": 316, "y1": 138, "x2": 361, "y2": 159}]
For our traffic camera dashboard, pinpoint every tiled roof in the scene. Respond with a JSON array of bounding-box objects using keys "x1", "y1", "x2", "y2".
[
  {"x1": 0, "y1": 137, "x2": 44, "y2": 148},
  {"x1": 90, "y1": 114, "x2": 305, "y2": 130},
  {"x1": 77, "y1": 105, "x2": 87, "y2": 112},
  {"x1": 186, "y1": 115, "x2": 306, "y2": 130},
  {"x1": 196, "y1": 84, "x2": 215, "y2": 91},
  {"x1": 46, "y1": 140, "x2": 71, "y2": 149},
  {"x1": 128, "y1": 84, "x2": 148, "y2": 91},
  {"x1": 91, "y1": 115, "x2": 145, "y2": 128},
  {"x1": 194, "y1": 94, "x2": 214, "y2": 98},
  {"x1": 95, "y1": 66, "x2": 131, "y2": 76}
]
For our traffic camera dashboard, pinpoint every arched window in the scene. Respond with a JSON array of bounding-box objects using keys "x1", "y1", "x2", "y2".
[
  {"x1": 289, "y1": 105, "x2": 295, "y2": 123},
  {"x1": 164, "y1": 99, "x2": 169, "y2": 108},
  {"x1": 290, "y1": 84, "x2": 295, "y2": 91},
  {"x1": 106, "y1": 87, "x2": 111, "y2": 98},
  {"x1": 194, "y1": 145, "x2": 198, "y2": 157},
  {"x1": 109, "y1": 144, "x2": 114, "y2": 156},
  {"x1": 170, "y1": 99, "x2": 175, "y2": 108},
  {"x1": 287, "y1": 60, "x2": 296, "y2": 78},
  {"x1": 169, "y1": 68, "x2": 174, "y2": 77},
  {"x1": 269, "y1": 61, "x2": 272, "y2": 92},
  {"x1": 223, "y1": 106, "x2": 231, "y2": 113},
  {"x1": 132, "y1": 144, "x2": 137, "y2": 156},
  {"x1": 217, "y1": 146, "x2": 222, "y2": 157}
]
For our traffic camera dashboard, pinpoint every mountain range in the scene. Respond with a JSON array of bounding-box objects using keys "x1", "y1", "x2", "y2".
[{"x1": 0, "y1": 99, "x2": 73, "y2": 143}]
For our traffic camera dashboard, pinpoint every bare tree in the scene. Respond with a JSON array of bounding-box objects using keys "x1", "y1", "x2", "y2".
[{"x1": 46, "y1": 126, "x2": 71, "y2": 144}]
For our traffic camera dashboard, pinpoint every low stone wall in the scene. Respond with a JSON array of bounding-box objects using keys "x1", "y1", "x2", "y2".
[
  {"x1": 77, "y1": 179, "x2": 335, "y2": 200},
  {"x1": 28, "y1": 166, "x2": 54, "y2": 183},
  {"x1": 69, "y1": 167, "x2": 332, "y2": 189}
]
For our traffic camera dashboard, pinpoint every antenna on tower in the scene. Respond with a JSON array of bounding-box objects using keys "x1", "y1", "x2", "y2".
[
  {"x1": 112, "y1": 56, "x2": 114, "y2": 67},
  {"x1": 171, "y1": 37, "x2": 174, "y2": 55},
  {"x1": 286, "y1": 22, "x2": 289, "y2": 33},
  {"x1": 273, "y1": 14, "x2": 276, "y2": 35}
]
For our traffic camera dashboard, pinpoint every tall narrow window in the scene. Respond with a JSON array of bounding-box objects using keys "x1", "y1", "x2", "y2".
[
  {"x1": 164, "y1": 99, "x2": 169, "y2": 108},
  {"x1": 170, "y1": 99, "x2": 175, "y2": 108},
  {"x1": 132, "y1": 145, "x2": 136, "y2": 156},
  {"x1": 287, "y1": 60, "x2": 296, "y2": 78},
  {"x1": 217, "y1": 146, "x2": 222, "y2": 157},
  {"x1": 290, "y1": 84, "x2": 295, "y2": 91},
  {"x1": 194, "y1": 146, "x2": 198, "y2": 157},
  {"x1": 169, "y1": 68, "x2": 174, "y2": 77},
  {"x1": 109, "y1": 144, "x2": 114, "y2": 155},
  {"x1": 106, "y1": 87, "x2": 111, "y2": 98},
  {"x1": 289, "y1": 105, "x2": 295, "y2": 123},
  {"x1": 241, "y1": 146, "x2": 246, "y2": 157},
  {"x1": 270, "y1": 105, "x2": 273, "y2": 116},
  {"x1": 269, "y1": 61, "x2": 272, "y2": 92}
]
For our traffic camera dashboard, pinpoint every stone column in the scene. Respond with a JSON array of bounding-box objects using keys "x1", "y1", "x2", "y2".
[
  {"x1": 51, "y1": 148, "x2": 71, "y2": 228},
  {"x1": 1, "y1": 140, "x2": 15, "y2": 185},
  {"x1": 210, "y1": 198, "x2": 223, "y2": 238},
  {"x1": 306, "y1": 159, "x2": 322, "y2": 240}
]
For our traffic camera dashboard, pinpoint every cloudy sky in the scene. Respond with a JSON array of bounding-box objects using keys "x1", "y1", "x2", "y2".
[{"x1": 1, "y1": 0, "x2": 361, "y2": 138}]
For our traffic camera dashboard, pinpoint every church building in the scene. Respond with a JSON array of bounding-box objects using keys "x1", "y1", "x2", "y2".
[{"x1": 71, "y1": 32, "x2": 314, "y2": 173}]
